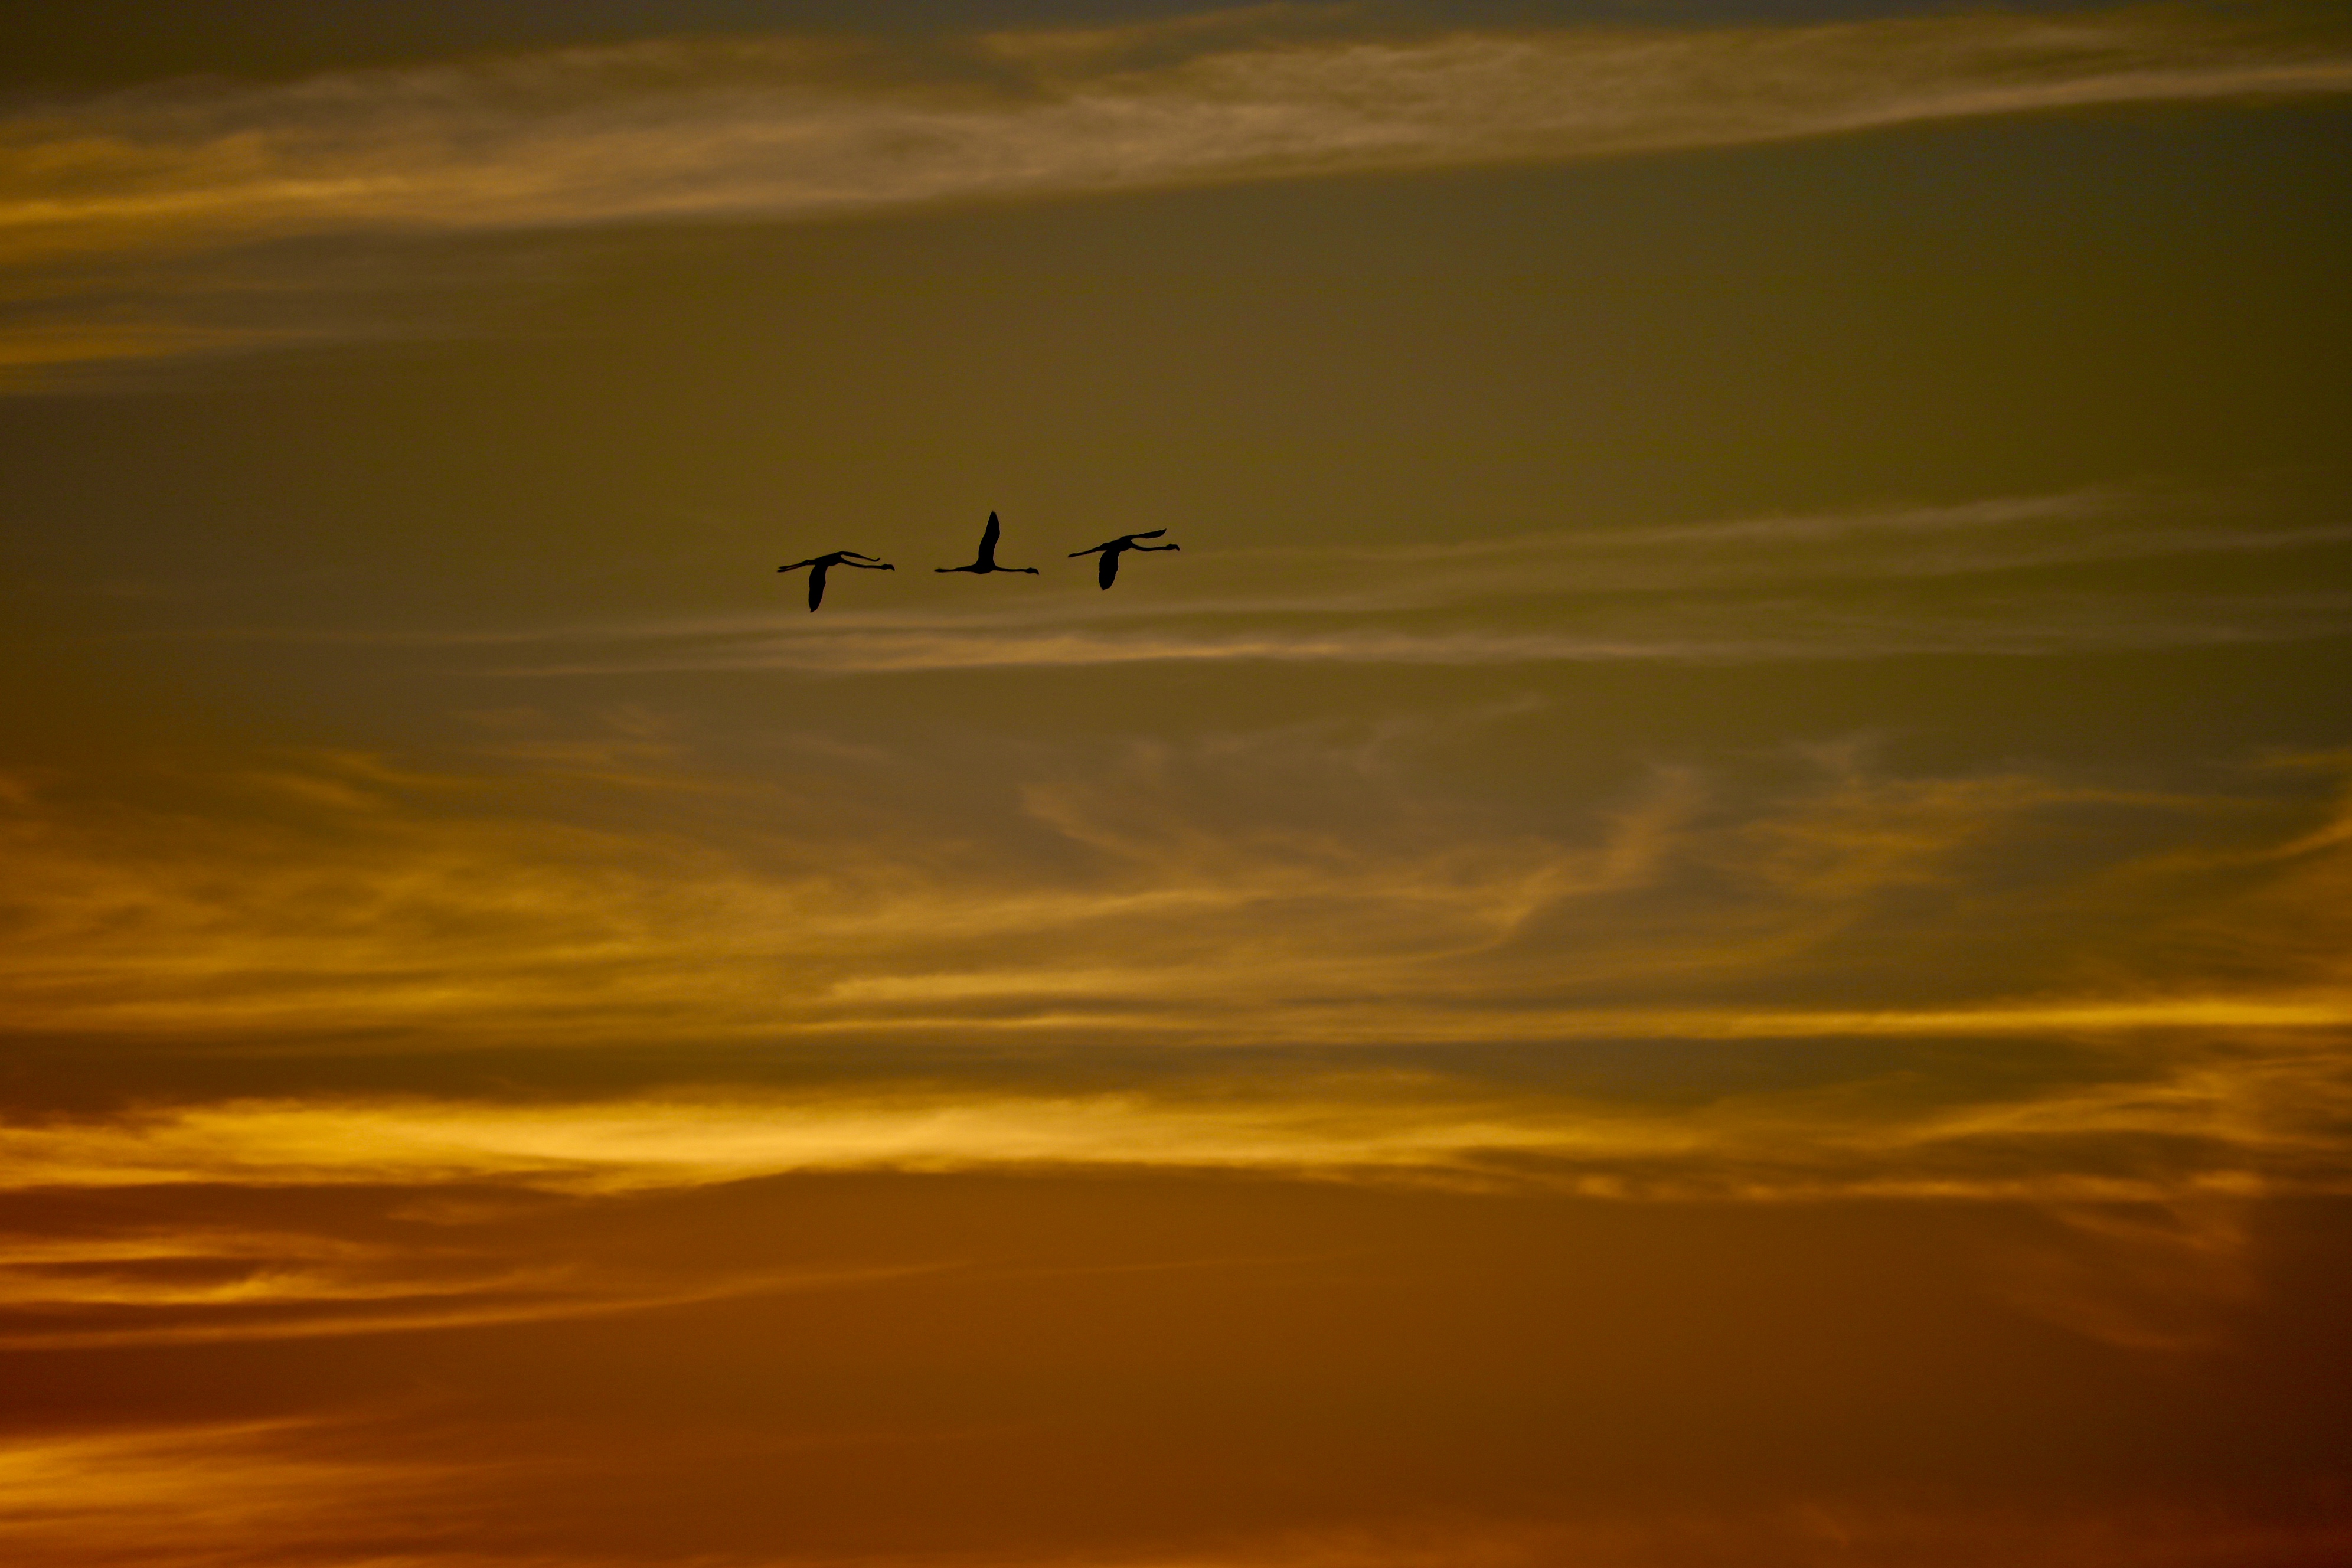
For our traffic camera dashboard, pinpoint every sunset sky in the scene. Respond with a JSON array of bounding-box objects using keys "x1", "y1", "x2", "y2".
[{"x1": 4, "y1": 2, "x2": 2350, "y2": 1564}]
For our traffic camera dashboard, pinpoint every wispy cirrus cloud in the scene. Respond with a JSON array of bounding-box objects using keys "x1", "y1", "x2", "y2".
[
  {"x1": 5, "y1": 3, "x2": 2350, "y2": 382},
  {"x1": 2, "y1": 1025, "x2": 2344, "y2": 1206},
  {"x1": 0, "y1": 1419, "x2": 469, "y2": 1568},
  {"x1": 0, "y1": 1214, "x2": 929, "y2": 1349},
  {"x1": 480, "y1": 594, "x2": 2352, "y2": 677},
  {"x1": 409, "y1": 486, "x2": 2351, "y2": 674},
  {"x1": 0, "y1": 1193, "x2": 942, "y2": 1348},
  {"x1": 5, "y1": 723, "x2": 2349, "y2": 1053},
  {"x1": 8, "y1": 5, "x2": 2347, "y2": 255},
  {"x1": 4, "y1": 734, "x2": 2349, "y2": 1204}
]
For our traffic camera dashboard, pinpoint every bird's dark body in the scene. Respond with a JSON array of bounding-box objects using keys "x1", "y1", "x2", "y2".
[
  {"x1": 938, "y1": 513, "x2": 1038, "y2": 575},
  {"x1": 1070, "y1": 528, "x2": 1180, "y2": 589},
  {"x1": 778, "y1": 550, "x2": 893, "y2": 610}
]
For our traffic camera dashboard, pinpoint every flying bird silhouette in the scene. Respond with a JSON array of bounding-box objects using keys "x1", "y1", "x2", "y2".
[
  {"x1": 1070, "y1": 529, "x2": 1180, "y2": 589},
  {"x1": 937, "y1": 512, "x2": 1038, "y2": 576},
  {"x1": 778, "y1": 550, "x2": 893, "y2": 612}
]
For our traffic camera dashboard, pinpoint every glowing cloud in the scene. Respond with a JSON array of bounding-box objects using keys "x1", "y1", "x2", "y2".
[
  {"x1": 5, "y1": 730, "x2": 2348, "y2": 1051},
  {"x1": 1, "y1": 1029, "x2": 2343, "y2": 1207}
]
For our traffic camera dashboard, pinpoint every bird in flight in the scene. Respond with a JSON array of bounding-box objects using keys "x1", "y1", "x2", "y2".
[
  {"x1": 937, "y1": 512, "x2": 1038, "y2": 576},
  {"x1": 778, "y1": 550, "x2": 893, "y2": 612},
  {"x1": 1070, "y1": 529, "x2": 1180, "y2": 589}
]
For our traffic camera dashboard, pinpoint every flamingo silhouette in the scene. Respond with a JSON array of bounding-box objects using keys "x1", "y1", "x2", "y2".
[
  {"x1": 778, "y1": 550, "x2": 893, "y2": 612},
  {"x1": 1070, "y1": 529, "x2": 1180, "y2": 589},
  {"x1": 937, "y1": 513, "x2": 1038, "y2": 576}
]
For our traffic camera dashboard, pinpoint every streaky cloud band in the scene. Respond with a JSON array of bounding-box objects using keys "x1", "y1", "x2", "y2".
[
  {"x1": 490, "y1": 594, "x2": 2352, "y2": 676},
  {"x1": 162, "y1": 485, "x2": 2352, "y2": 669},
  {"x1": 4, "y1": 4, "x2": 2351, "y2": 381}
]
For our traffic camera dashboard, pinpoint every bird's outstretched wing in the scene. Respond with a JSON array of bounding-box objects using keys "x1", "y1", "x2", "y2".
[
  {"x1": 978, "y1": 512, "x2": 1002, "y2": 564},
  {"x1": 1099, "y1": 550, "x2": 1119, "y2": 590},
  {"x1": 806, "y1": 564, "x2": 829, "y2": 612}
]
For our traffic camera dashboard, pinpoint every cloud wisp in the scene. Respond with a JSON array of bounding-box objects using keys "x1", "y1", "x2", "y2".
[
  {"x1": 164, "y1": 485, "x2": 2352, "y2": 674},
  {"x1": 4, "y1": 4, "x2": 2351, "y2": 381},
  {"x1": 3, "y1": 1035, "x2": 2344, "y2": 1208},
  {"x1": 0, "y1": 1419, "x2": 474, "y2": 1568},
  {"x1": 0, "y1": 1217, "x2": 927, "y2": 1349},
  {"x1": 456, "y1": 487, "x2": 2352, "y2": 674},
  {"x1": 8, "y1": 5, "x2": 2348, "y2": 253},
  {"x1": 483, "y1": 595, "x2": 2352, "y2": 677}
]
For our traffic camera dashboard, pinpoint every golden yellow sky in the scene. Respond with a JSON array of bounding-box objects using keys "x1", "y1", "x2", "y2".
[{"x1": 4, "y1": 2, "x2": 2351, "y2": 1564}]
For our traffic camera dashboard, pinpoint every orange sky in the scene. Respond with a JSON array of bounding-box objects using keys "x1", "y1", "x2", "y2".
[{"x1": 4, "y1": 3, "x2": 2351, "y2": 1564}]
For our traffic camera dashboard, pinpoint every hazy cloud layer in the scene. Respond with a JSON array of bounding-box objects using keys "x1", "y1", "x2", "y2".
[{"x1": 5, "y1": 2, "x2": 2350, "y2": 381}]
